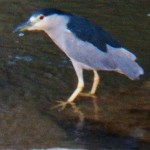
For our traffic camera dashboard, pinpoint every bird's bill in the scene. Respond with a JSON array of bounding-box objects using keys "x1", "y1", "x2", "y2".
[{"x1": 13, "y1": 20, "x2": 32, "y2": 33}]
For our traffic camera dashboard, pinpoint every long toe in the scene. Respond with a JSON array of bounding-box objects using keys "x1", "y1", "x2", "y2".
[{"x1": 51, "y1": 101, "x2": 73, "y2": 111}]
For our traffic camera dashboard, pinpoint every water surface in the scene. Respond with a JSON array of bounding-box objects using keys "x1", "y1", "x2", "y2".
[{"x1": 0, "y1": 0, "x2": 150, "y2": 149}]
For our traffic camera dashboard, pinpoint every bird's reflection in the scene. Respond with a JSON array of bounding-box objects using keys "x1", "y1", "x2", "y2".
[
  {"x1": 70, "y1": 96, "x2": 100, "y2": 131},
  {"x1": 92, "y1": 97, "x2": 100, "y2": 121}
]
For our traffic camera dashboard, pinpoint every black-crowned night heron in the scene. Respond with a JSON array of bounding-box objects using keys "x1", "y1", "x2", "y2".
[{"x1": 13, "y1": 8, "x2": 144, "y2": 108}]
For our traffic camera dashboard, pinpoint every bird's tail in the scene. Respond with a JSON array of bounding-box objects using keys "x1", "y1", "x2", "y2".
[{"x1": 109, "y1": 47, "x2": 144, "y2": 80}]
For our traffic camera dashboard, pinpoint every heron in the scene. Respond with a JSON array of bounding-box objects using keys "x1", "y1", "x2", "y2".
[{"x1": 13, "y1": 8, "x2": 144, "y2": 109}]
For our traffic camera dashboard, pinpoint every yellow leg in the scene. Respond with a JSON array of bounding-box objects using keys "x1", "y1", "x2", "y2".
[
  {"x1": 68, "y1": 61, "x2": 84, "y2": 103},
  {"x1": 90, "y1": 70, "x2": 100, "y2": 94},
  {"x1": 68, "y1": 81, "x2": 84, "y2": 102},
  {"x1": 79, "y1": 70, "x2": 99, "y2": 97},
  {"x1": 51, "y1": 60, "x2": 84, "y2": 111},
  {"x1": 51, "y1": 81, "x2": 84, "y2": 111}
]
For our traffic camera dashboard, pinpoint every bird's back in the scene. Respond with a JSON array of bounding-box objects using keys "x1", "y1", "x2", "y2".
[{"x1": 67, "y1": 15, "x2": 121, "y2": 52}]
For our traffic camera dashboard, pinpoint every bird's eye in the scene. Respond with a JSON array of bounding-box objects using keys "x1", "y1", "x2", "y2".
[{"x1": 39, "y1": 15, "x2": 44, "y2": 20}]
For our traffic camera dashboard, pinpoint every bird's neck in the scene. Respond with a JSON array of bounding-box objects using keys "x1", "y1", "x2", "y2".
[
  {"x1": 44, "y1": 16, "x2": 69, "y2": 52},
  {"x1": 45, "y1": 27, "x2": 66, "y2": 52}
]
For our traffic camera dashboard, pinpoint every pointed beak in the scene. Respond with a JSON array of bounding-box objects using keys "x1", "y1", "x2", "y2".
[{"x1": 13, "y1": 20, "x2": 32, "y2": 33}]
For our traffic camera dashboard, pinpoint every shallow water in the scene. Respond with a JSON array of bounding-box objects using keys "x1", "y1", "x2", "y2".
[{"x1": 0, "y1": 0, "x2": 150, "y2": 150}]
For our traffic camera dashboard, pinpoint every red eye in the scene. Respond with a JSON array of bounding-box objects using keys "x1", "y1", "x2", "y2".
[{"x1": 39, "y1": 15, "x2": 44, "y2": 20}]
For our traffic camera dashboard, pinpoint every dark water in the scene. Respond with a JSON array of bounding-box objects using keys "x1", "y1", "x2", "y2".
[{"x1": 0, "y1": 0, "x2": 150, "y2": 150}]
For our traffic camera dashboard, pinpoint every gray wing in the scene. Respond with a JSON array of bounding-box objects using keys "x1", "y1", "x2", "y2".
[
  {"x1": 64, "y1": 29, "x2": 143, "y2": 79},
  {"x1": 64, "y1": 34, "x2": 143, "y2": 80},
  {"x1": 64, "y1": 30, "x2": 117, "y2": 70}
]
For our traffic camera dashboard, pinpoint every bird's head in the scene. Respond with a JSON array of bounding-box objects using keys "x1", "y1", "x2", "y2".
[{"x1": 13, "y1": 8, "x2": 71, "y2": 33}]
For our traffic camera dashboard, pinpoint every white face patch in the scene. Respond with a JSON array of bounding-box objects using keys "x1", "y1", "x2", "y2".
[{"x1": 29, "y1": 16, "x2": 38, "y2": 22}]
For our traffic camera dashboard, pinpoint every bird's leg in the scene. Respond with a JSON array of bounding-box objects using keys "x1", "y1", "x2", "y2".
[
  {"x1": 79, "y1": 70, "x2": 99, "y2": 97},
  {"x1": 52, "y1": 81, "x2": 84, "y2": 111},
  {"x1": 68, "y1": 80, "x2": 84, "y2": 103},
  {"x1": 90, "y1": 70, "x2": 100, "y2": 95},
  {"x1": 52, "y1": 62, "x2": 84, "y2": 111}
]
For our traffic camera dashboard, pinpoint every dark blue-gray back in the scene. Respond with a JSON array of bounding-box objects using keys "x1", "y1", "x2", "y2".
[{"x1": 67, "y1": 15, "x2": 121, "y2": 52}]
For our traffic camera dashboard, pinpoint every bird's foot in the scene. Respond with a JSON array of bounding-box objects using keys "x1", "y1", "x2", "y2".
[
  {"x1": 51, "y1": 101, "x2": 75, "y2": 111},
  {"x1": 79, "y1": 92, "x2": 96, "y2": 98}
]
